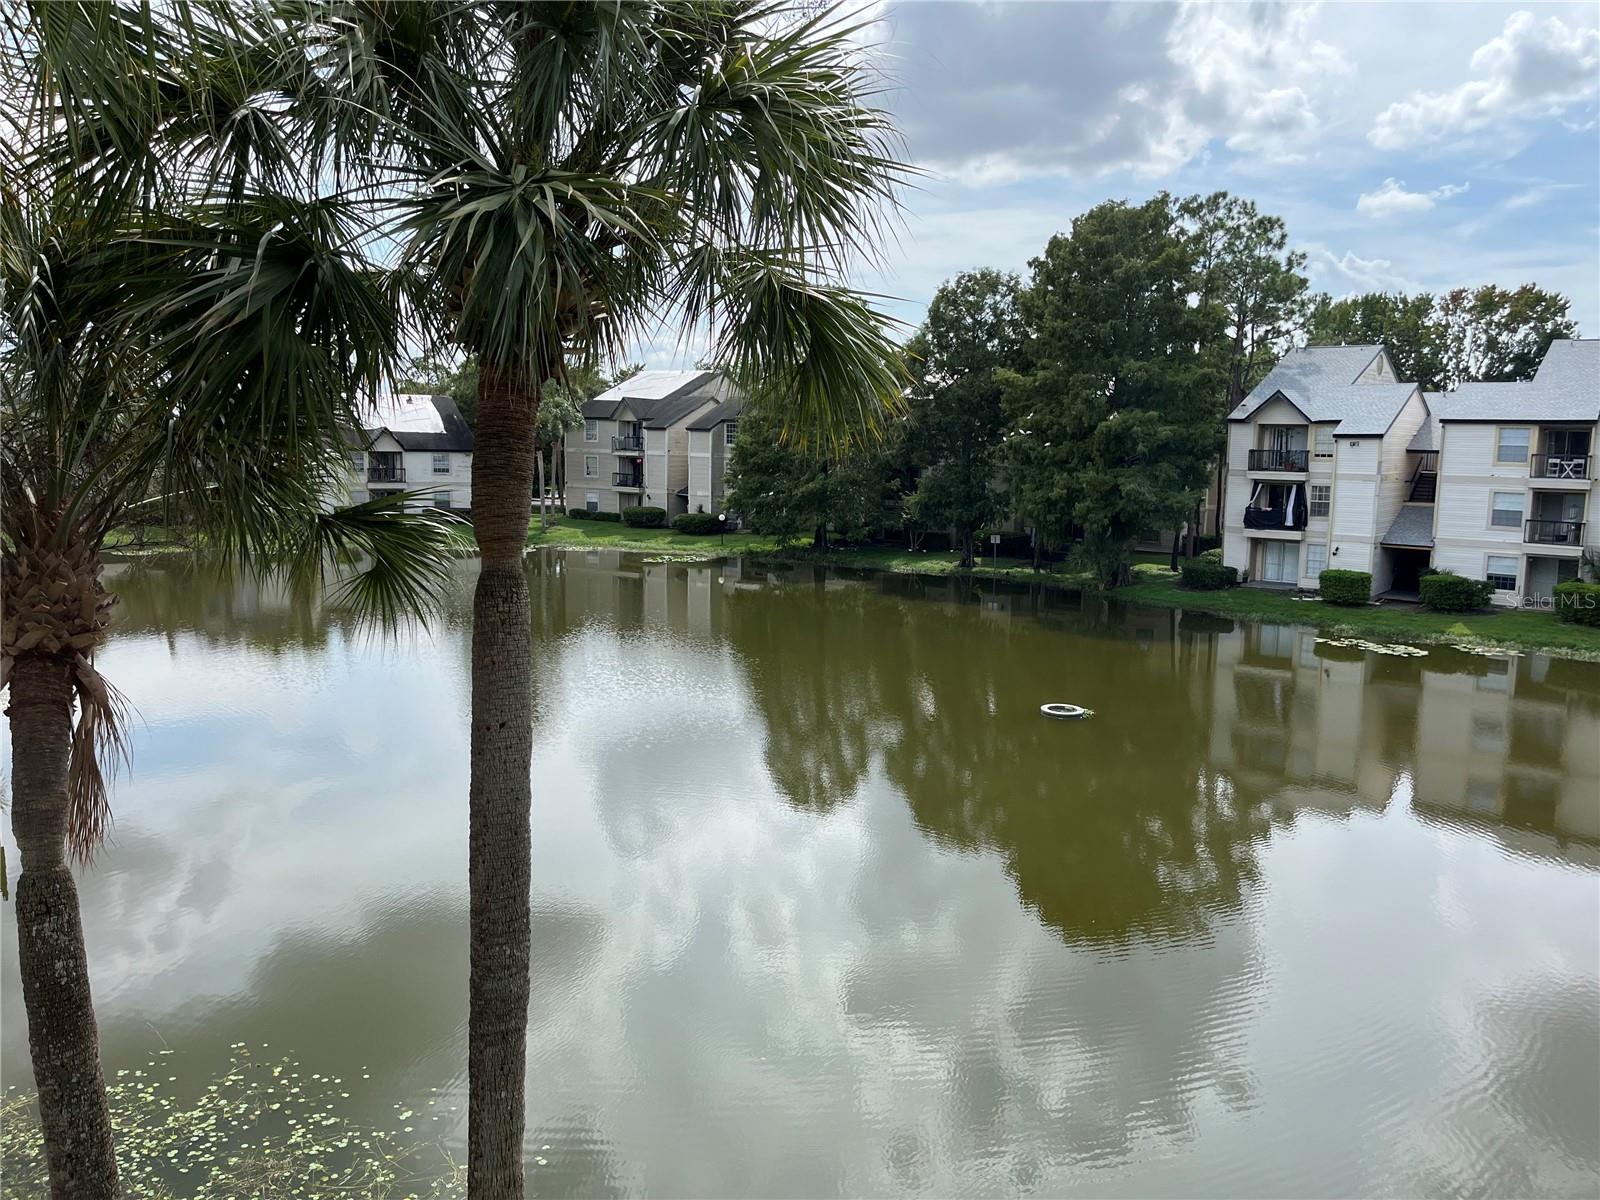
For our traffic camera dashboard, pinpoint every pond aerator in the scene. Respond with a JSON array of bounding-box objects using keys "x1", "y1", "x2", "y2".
[{"x1": 1039, "y1": 703, "x2": 1092, "y2": 720}]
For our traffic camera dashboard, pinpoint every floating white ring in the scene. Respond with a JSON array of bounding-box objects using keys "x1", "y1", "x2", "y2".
[{"x1": 1039, "y1": 703, "x2": 1091, "y2": 720}]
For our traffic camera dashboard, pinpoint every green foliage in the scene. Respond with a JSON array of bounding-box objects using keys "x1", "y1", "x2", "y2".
[
  {"x1": 0, "y1": 1048, "x2": 463, "y2": 1198},
  {"x1": 1319, "y1": 569, "x2": 1372, "y2": 606},
  {"x1": 1419, "y1": 572, "x2": 1494, "y2": 613},
  {"x1": 673, "y1": 512, "x2": 724, "y2": 535},
  {"x1": 1180, "y1": 558, "x2": 1238, "y2": 590},
  {"x1": 566, "y1": 508, "x2": 621, "y2": 523},
  {"x1": 621, "y1": 506, "x2": 666, "y2": 528},
  {"x1": 1198, "y1": 547, "x2": 1223, "y2": 563},
  {"x1": 1004, "y1": 195, "x2": 1226, "y2": 587},
  {"x1": 1553, "y1": 581, "x2": 1600, "y2": 626}
]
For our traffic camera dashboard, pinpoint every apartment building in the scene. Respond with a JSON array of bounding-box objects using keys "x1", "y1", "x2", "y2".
[
  {"x1": 685, "y1": 398, "x2": 742, "y2": 515},
  {"x1": 1222, "y1": 338, "x2": 1599, "y2": 604},
  {"x1": 565, "y1": 370, "x2": 740, "y2": 516},
  {"x1": 345, "y1": 393, "x2": 474, "y2": 511}
]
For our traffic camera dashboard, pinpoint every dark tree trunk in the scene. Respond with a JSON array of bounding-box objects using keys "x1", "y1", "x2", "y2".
[
  {"x1": 959, "y1": 529, "x2": 974, "y2": 569},
  {"x1": 467, "y1": 363, "x2": 539, "y2": 1200},
  {"x1": 7, "y1": 655, "x2": 120, "y2": 1200},
  {"x1": 812, "y1": 524, "x2": 828, "y2": 552}
]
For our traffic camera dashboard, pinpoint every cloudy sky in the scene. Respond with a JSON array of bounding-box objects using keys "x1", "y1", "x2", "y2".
[{"x1": 643, "y1": 1, "x2": 1600, "y2": 365}]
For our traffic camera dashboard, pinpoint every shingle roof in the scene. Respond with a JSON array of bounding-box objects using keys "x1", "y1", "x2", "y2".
[
  {"x1": 1408, "y1": 396, "x2": 1442, "y2": 451},
  {"x1": 357, "y1": 394, "x2": 474, "y2": 451},
  {"x1": 1381, "y1": 504, "x2": 1436, "y2": 548},
  {"x1": 1433, "y1": 338, "x2": 1600, "y2": 422},
  {"x1": 685, "y1": 396, "x2": 743, "y2": 431},
  {"x1": 581, "y1": 369, "x2": 720, "y2": 423},
  {"x1": 1229, "y1": 345, "x2": 1417, "y2": 436}
]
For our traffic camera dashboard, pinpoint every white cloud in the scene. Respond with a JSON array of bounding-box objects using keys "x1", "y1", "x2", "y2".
[
  {"x1": 1369, "y1": 11, "x2": 1600, "y2": 149},
  {"x1": 1305, "y1": 245, "x2": 1420, "y2": 294},
  {"x1": 1355, "y1": 178, "x2": 1471, "y2": 218}
]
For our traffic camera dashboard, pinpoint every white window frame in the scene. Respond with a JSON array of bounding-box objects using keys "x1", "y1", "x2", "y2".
[
  {"x1": 584, "y1": 492, "x2": 599, "y2": 512},
  {"x1": 1495, "y1": 426, "x2": 1530, "y2": 464},
  {"x1": 1308, "y1": 484, "x2": 1331, "y2": 518},
  {"x1": 1305, "y1": 541, "x2": 1328, "y2": 577},
  {"x1": 583, "y1": 454, "x2": 599, "y2": 478},
  {"x1": 433, "y1": 491, "x2": 452, "y2": 510},
  {"x1": 1489, "y1": 490, "x2": 1524, "y2": 530},
  {"x1": 432, "y1": 451, "x2": 450, "y2": 475},
  {"x1": 724, "y1": 421, "x2": 739, "y2": 446},
  {"x1": 1313, "y1": 426, "x2": 1335, "y2": 459},
  {"x1": 1485, "y1": 554, "x2": 1519, "y2": 592},
  {"x1": 584, "y1": 419, "x2": 600, "y2": 442},
  {"x1": 349, "y1": 450, "x2": 365, "y2": 472}
]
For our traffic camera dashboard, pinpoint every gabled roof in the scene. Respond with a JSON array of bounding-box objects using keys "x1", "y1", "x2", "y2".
[
  {"x1": 1381, "y1": 504, "x2": 1435, "y2": 548},
  {"x1": 1432, "y1": 338, "x2": 1600, "y2": 423},
  {"x1": 685, "y1": 396, "x2": 744, "y2": 431},
  {"x1": 1230, "y1": 345, "x2": 1418, "y2": 436},
  {"x1": 1408, "y1": 396, "x2": 1442, "y2": 451},
  {"x1": 581, "y1": 369, "x2": 722, "y2": 425},
  {"x1": 357, "y1": 394, "x2": 474, "y2": 451}
]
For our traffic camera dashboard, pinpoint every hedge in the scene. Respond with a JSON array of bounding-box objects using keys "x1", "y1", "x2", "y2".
[
  {"x1": 566, "y1": 507, "x2": 621, "y2": 523},
  {"x1": 1180, "y1": 558, "x2": 1238, "y2": 591},
  {"x1": 1419, "y1": 572, "x2": 1493, "y2": 613},
  {"x1": 621, "y1": 506, "x2": 667, "y2": 528},
  {"x1": 1318, "y1": 569, "x2": 1371, "y2": 606},
  {"x1": 1197, "y1": 547, "x2": 1223, "y2": 563},
  {"x1": 1554, "y1": 580, "x2": 1600, "y2": 626},
  {"x1": 672, "y1": 512, "x2": 723, "y2": 535}
]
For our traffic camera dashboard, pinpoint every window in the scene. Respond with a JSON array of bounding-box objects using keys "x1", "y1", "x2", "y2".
[
  {"x1": 351, "y1": 490, "x2": 367, "y2": 505},
  {"x1": 1490, "y1": 491, "x2": 1524, "y2": 529},
  {"x1": 1486, "y1": 554, "x2": 1518, "y2": 591},
  {"x1": 1308, "y1": 484, "x2": 1331, "y2": 518},
  {"x1": 432, "y1": 452, "x2": 450, "y2": 475},
  {"x1": 724, "y1": 420, "x2": 739, "y2": 446},
  {"x1": 584, "y1": 492, "x2": 599, "y2": 512},
  {"x1": 1313, "y1": 426, "x2": 1335, "y2": 459},
  {"x1": 1496, "y1": 426, "x2": 1530, "y2": 464},
  {"x1": 583, "y1": 419, "x2": 599, "y2": 442},
  {"x1": 583, "y1": 455, "x2": 599, "y2": 478},
  {"x1": 1305, "y1": 542, "x2": 1328, "y2": 577},
  {"x1": 348, "y1": 450, "x2": 364, "y2": 472},
  {"x1": 433, "y1": 492, "x2": 452, "y2": 509}
]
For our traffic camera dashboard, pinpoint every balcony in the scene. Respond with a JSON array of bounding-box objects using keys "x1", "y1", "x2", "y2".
[
  {"x1": 1530, "y1": 454, "x2": 1591, "y2": 481},
  {"x1": 1243, "y1": 505, "x2": 1308, "y2": 532},
  {"x1": 1525, "y1": 519, "x2": 1585, "y2": 546},
  {"x1": 612, "y1": 472, "x2": 644, "y2": 489},
  {"x1": 367, "y1": 464, "x2": 406, "y2": 483},
  {"x1": 612, "y1": 434, "x2": 644, "y2": 452},
  {"x1": 1248, "y1": 448, "x2": 1308, "y2": 473}
]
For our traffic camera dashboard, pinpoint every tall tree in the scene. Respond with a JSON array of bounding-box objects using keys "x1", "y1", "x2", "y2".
[
  {"x1": 1437, "y1": 284, "x2": 1577, "y2": 386},
  {"x1": 1006, "y1": 196, "x2": 1225, "y2": 586},
  {"x1": 313, "y1": 6, "x2": 909, "y2": 1193},
  {"x1": 1303, "y1": 292, "x2": 1448, "y2": 388},
  {"x1": 2, "y1": 7, "x2": 457, "y2": 1195},
  {"x1": 904, "y1": 270, "x2": 1024, "y2": 567}
]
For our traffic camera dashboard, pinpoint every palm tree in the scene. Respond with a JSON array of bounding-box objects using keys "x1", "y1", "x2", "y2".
[
  {"x1": 303, "y1": 4, "x2": 911, "y2": 1192},
  {"x1": 2, "y1": 8, "x2": 457, "y2": 1195}
]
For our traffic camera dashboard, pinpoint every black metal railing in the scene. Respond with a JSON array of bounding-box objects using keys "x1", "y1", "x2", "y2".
[
  {"x1": 612, "y1": 434, "x2": 644, "y2": 452},
  {"x1": 367, "y1": 464, "x2": 405, "y2": 482},
  {"x1": 612, "y1": 471, "x2": 644, "y2": 488},
  {"x1": 1243, "y1": 505, "x2": 1308, "y2": 531},
  {"x1": 1525, "y1": 519, "x2": 1585, "y2": 545},
  {"x1": 1530, "y1": 454, "x2": 1591, "y2": 481},
  {"x1": 1248, "y1": 448, "x2": 1309, "y2": 472}
]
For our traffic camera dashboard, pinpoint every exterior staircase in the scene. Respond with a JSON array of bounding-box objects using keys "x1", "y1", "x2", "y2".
[{"x1": 1409, "y1": 470, "x2": 1437, "y2": 502}]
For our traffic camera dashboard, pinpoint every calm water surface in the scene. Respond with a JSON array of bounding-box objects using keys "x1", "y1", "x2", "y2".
[{"x1": 2, "y1": 552, "x2": 1598, "y2": 1197}]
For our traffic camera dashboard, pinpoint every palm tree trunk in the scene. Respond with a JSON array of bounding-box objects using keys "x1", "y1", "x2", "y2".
[
  {"x1": 7, "y1": 655, "x2": 120, "y2": 1200},
  {"x1": 466, "y1": 363, "x2": 538, "y2": 1200}
]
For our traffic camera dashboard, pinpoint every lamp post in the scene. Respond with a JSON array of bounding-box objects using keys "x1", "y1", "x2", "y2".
[{"x1": 719, "y1": 511, "x2": 727, "y2": 550}]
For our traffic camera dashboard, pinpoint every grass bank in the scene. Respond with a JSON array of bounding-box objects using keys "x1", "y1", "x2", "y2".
[
  {"x1": 524, "y1": 515, "x2": 782, "y2": 557},
  {"x1": 1112, "y1": 576, "x2": 1600, "y2": 659}
]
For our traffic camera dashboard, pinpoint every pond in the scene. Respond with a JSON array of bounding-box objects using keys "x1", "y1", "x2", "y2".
[{"x1": 3, "y1": 551, "x2": 1597, "y2": 1197}]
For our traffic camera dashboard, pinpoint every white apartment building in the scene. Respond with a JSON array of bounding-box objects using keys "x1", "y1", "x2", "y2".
[
  {"x1": 344, "y1": 394, "x2": 474, "y2": 511},
  {"x1": 1222, "y1": 338, "x2": 1599, "y2": 605},
  {"x1": 565, "y1": 370, "x2": 741, "y2": 516},
  {"x1": 684, "y1": 398, "x2": 742, "y2": 516}
]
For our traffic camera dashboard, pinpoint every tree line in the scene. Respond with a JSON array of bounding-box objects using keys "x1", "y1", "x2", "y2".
[{"x1": 729, "y1": 192, "x2": 1577, "y2": 585}]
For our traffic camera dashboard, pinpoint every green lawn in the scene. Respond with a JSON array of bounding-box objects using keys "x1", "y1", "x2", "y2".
[
  {"x1": 524, "y1": 515, "x2": 783, "y2": 557},
  {"x1": 1111, "y1": 576, "x2": 1600, "y2": 659}
]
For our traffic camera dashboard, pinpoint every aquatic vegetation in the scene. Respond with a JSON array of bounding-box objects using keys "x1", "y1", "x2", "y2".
[
  {"x1": 1314, "y1": 636, "x2": 1429, "y2": 657},
  {"x1": 0, "y1": 1047, "x2": 464, "y2": 1199}
]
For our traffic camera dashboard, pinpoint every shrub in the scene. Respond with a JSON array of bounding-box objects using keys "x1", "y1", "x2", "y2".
[
  {"x1": 567, "y1": 507, "x2": 594, "y2": 520},
  {"x1": 1198, "y1": 547, "x2": 1223, "y2": 563},
  {"x1": 1180, "y1": 558, "x2": 1238, "y2": 590},
  {"x1": 1419, "y1": 572, "x2": 1493, "y2": 613},
  {"x1": 621, "y1": 506, "x2": 666, "y2": 528},
  {"x1": 1318, "y1": 569, "x2": 1372, "y2": 606},
  {"x1": 566, "y1": 507, "x2": 619, "y2": 522},
  {"x1": 672, "y1": 512, "x2": 723, "y2": 535},
  {"x1": 1192, "y1": 534, "x2": 1221, "y2": 554},
  {"x1": 1554, "y1": 580, "x2": 1600, "y2": 626}
]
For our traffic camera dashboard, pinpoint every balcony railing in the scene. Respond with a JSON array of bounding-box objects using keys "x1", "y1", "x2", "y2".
[
  {"x1": 1248, "y1": 448, "x2": 1308, "y2": 472},
  {"x1": 612, "y1": 434, "x2": 644, "y2": 452},
  {"x1": 1525, "y1": 519, "x2": 1586, "y2": 546},
  {"x1": 367, "y1": 464, "x2": 405, "y2": 483},
  {"x1": 1531, "y1": 454, "x2": 1591, "y2": 481},
  {"x1": 1243, "y1": 505, "x2": 1308, "y2": 531},
  {"x1": 612, "y1": 472, "x2": 644, "y2": 489}
]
